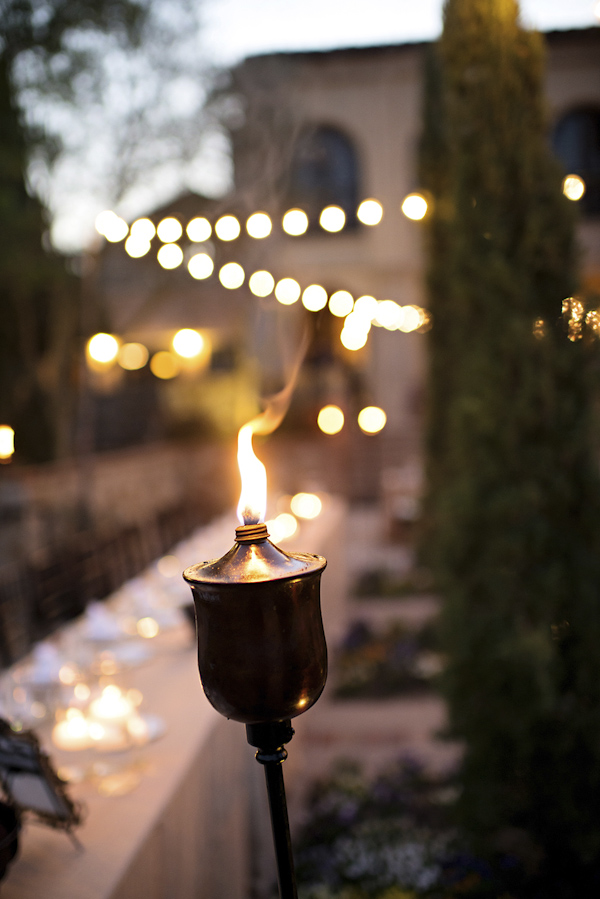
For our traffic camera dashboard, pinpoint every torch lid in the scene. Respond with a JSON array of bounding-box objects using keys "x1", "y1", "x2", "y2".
[{"x1": 183, "y1": 536, "x2": 326, "y2": 586}]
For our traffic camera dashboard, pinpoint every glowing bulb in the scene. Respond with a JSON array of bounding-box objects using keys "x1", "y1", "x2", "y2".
[
  {"x1": 358, "y1": 406, "x2": 387, "y2": 434},
  {"x1": 562, "y1": 174, "x2": 586, "y2": 201},
  {"x1": 340, "y1": 327, "x2": 369, "y2": 351},
  {"x1": 172, "y1": 328, "x2": 204, "y2": 358},
  {"x1": 130, "y1": 218, "x2": 156, "y2": 241},
  {"x1": 374, "y1": 300, "x2": 404, "y2": 330},
  {"x1": 156, "y1": 217, "x2": 183, "y2": 242},
  {"x1": 237, "y1": 424, "x2": 267, "y2": 525},
  {"x1": 215, "y1": 215, "x2": 241, "y2": 241},
  {"x1": 353, "y1": 295, "x2": 378, "y2": 320},
  {"x1": 125, "y1": 235, "x2": 151, "y2": 258},
  {"x1": 357, "y1": 199, "x2": 383, "y2": 225},
  {"x1": 87, "y1": 333, "x2": 119, "y2": 364},
  {"x1": 219, "y1": 262, "x2": 245, "y2": 289},
  {"x1": 137, "y1": 617, "x2": 159, "y2": 638},
  {"x1": 187, "y1": 217, "x2": 212, "y2": 242},
  {"x1": 150, "y1": 351, "x2": 180, "y2": 379},
  {"x1": 275, "y1": 278, "x2": 301, "y2": 305},
  {"x1": 118, "y1": 342, "x2": 148, "y2": 370},
  {"x1": 246, "y1": 212, "x2": 272, "y2": 238},
  {"x1": 282, "y1": 209, "x2": 309, "y2": 236},
  {"x1": 319, "y1": 205, "x2": 345, "y2": 232},
  {"x1": 188, "y1": 253, "x2": 214, "y2": 279},
  {"x1": 398, "y1": 305, "x2": 424, "y2": 332},
  {"x1": 290, "y1": 493, "x2": 322, "y2": 519},
  {"x1": 329, "y1": 290, "x2": 354, "y2": 317},
  {"x1": 302, "y1": 284, "x2": 328, "y2": 312},
  {"x1": 401, "y1": 193, "x2": 428, "y2": 220},
  {"x1": 95, "y1": 210, "x2": 128, "y2": 242},
  {"x1": 157, "y1": 243, "x2": 183, "y2": 269},
  {"x1": 249, "y1": 270, "x2": 275, "y2": 297},
  {"x1": 0, "y1": 426, "x2": 14, "y2": 461},
  {"x1": 317, "y1": 405, "x2": 344, "y2": 435},
  {"x1": 266, "y1": 513, "x2": 297, "y2": 542}
]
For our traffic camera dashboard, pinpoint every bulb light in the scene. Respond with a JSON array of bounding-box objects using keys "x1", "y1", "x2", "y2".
[
  {"x1": 249, "y1": 270, "x2": 275, "y2": 297},
  {"x1": 246, "y1": 212, "x2": 272, "y2": 238},
  {"x1": 358, "y1": 406, "x2": 387, "y2": 434},
  {"x1": 562, "y1": 174, "x2": 586, "y2": 201},
  {"x1": 275, "y1": 278, "x2": 301, "y2": 305},
  {"x1": 95, "y1": 210, "x2": 129, "y2": 242},
  {"x1": 317, "y1": 405, "x2": 344, "y2": 435},
  {"x1": 130, "y1": 218, "x2": 156, "y2": 241},
  {"x1": 357, "y1": 199, "x2": 383, "y2": 226},
  {"x1": 172, "y1": 328, "x2": 204, "y2": 359},
  {"x1": 340, "y1": 327, "x2": 369, "y2": 351},
  {"x1": 282, "y1": 209, "x2": 309, "y2": 236},
  {"x1": 398, "y1": 305, "x2": 424, "y2": 332},
  {"x1": 188, "y1": 253, "x2": 214, "y2": 279},
  {"x1": 215, "y1": 215, "x2": 241, "y2": 241},
  {"x1": 290, "y1": 493, "x2": 322, "y2": 519},
  {"x1": 219, "y1": 262, "x2": 245, "y2": 289},
  {"x1": 374, "y1": 300, "x2": 404, "y2": 330},
  {"x1": 319, "y1": 205, "x2": 345, "y2": 232},
  {"x1": 157, "y1": 243, "x2": 183, "y2": 269},
  {"x1": 187, "y1": 217, "x2": 212, "y2": 242},
  {"x1": 302, "y1": 284, "x2": 328, "y2": 312},
  {"x1": 157, "y1": 217, "x2": 183, "y2": 242},
  {"x1": 401, "y1": 193, "x2": 428, "y2": 220},
  {"x1": 353, "y1": 295, "x2": 378, "y2": 321},
  {"x1": 87, "y1": 333, "x2": 119, "y2": 364},
  {"x1": 125, "y1": 235, "x2": 151, "y2": 258},
  {"x1": 150, "y1": 351, "x2": 180, "y2": 379},
  {"x1": 118, "y1": 342, "x2": 148, "y2": 370},
  {"x1": 0, "y1": 426, "x2": 15, "y2": 461},
  {"x1": 329, "y1": 290, "x2": 354, "y2": 317}
]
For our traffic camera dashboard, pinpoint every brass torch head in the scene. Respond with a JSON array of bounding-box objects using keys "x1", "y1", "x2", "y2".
[{"x1": 183, "y1": 524, "x2": 327, "y2": 725}]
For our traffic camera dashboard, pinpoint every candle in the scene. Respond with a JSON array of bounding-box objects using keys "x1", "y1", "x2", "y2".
[
  {"x1": 52, "y1": 710, "x2": 92, "y2": 751},
  {"x1": 88, "y1": 685, "x2": 134, "y2": 727}
]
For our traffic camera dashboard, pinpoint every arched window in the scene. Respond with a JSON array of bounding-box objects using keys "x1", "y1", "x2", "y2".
[
  {"x1": 286, "y1": 126, "x2": 360, "y2": 230},
  {"x1": 553, "y1": 108, "x2": 600, "y2": 215}
]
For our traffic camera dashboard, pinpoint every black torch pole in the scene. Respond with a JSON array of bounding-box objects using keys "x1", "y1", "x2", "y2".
[{"x1": 246, "y1": 720, "x2": 298, "y2": 899}]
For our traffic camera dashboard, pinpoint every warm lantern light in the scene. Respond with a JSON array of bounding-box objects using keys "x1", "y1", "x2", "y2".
[
  {"x1": 401, "y1": 193, "x2": 428, "y2": 220},
  {"x1": 219, "y1": 262, "x2": 245, "y2": 289},
  {"x1": 172, "y1": 328, "x2": 204, "y2": 358},
  {"x1": 52, "y1": 711, "x2": 92, "y2": 751},
  {"x1": 562, "y1": 174, "x2": 586, "y2": 201},
  {"x1": 302, "y1": 284, "x2": 328, "y2": 312},
  {"x1": 89, "y1": 685, "x2": 134, "y2": 725},
  {"x1": 215, "y1": 215, "x2": 241, "y2": 241},
  {"x1": 246, "y1": 212, "x2": 272, "y2": 238},
  {"x1": 157, "y1": 217, "x2": 183, "y2": 242},
  {"x1": 118, "y1": 342, "x2": 148, "y2": 370},
  {"x1": 358, "y1": 406, "x2": 387, "y2": 434},
  {"x1": 150, "y1": 351, "x2": 180, "y2": 379},
  {"x1": 398, "y1": 305, "x2": 425, "y2": 332},
  {"x1": 125, "y1": 235, "x2": 151, "y2": 258},
  {"x1": 340, "y1": 327, "x2": 369, "y2": 351},
  {"x1": 290, "y1": 493, "x2": 322, "y2": 519},
  {"x1": 187, "y1": 217, "x2": 212, "y2": 242},
  {"x1": 275, "y1": 278, "x2": 301, "y2": 305},
  {"x1": 357, "y1": 199, "x2": 383, "y2": 225},
  {"x1": 0, "y1": 426, "x2": 15, "y2": 462},
  {"x1": 319, "y1": 205, "x2": 345, "y2": 232},
  {"x1": 95, "y1": 210, "x2": 128, "y2": 242},
  {"x1": 317, "y1": 405, "x2": 344, "y2": 435},
  {"x1": 282, "y1": 209, "x2": 309, "y2": 236},
  {"x1": 87, "y1": 332, "x2": 119, "y2": 364},
  {"x1": 237, "y1": 424, "x2": 267, "y2": 525},
  {"x1": 329, "y1": 290, "x2": 354, "y2": 317},
  {"x1": 130, "y1": 218, "x2": 156, "y2": 240},
  {"x1": 188, "y1": 252, "x2": 214, "y2": 279},
  {"x1": 157, "y1": 243, "x2": 184, "y2": 269},
  {"x1": 249, "y1": 270, "x2": 275, "y2": 297},
  {"x1": 137, "y1": 617, "x2": 159, "y2": 638}
]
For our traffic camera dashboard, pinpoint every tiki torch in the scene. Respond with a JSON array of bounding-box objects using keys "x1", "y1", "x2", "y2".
[{"x1": 183, "y1": 422, "x2": 327, "y2": 899}]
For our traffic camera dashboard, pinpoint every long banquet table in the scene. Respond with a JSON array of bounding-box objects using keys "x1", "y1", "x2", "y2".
[{"x1": 1, "y1": 497, "x2": 348, "y2": 899}]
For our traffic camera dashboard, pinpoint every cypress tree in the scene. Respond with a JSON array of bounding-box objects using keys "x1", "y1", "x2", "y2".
[{"x1": 420, "y1": 0, "x2": 600, "y2": 887}]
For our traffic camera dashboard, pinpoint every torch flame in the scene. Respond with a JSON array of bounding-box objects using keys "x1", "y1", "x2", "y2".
[{"x1": 236, "y1": 332, "x2": 308, "y2": 526}]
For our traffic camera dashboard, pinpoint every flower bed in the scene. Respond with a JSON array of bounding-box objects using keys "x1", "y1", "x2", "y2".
[{"x1": 333, "y1": 621, "x2": 442, "y2": 700}]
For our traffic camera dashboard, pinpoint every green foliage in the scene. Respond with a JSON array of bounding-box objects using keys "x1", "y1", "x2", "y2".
[{"x1": 419, "y1": 0, "x2": 600, "y2": 884}]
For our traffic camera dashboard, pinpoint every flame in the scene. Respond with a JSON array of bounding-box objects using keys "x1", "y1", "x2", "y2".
[{"x1": 236, "y1": 333, "x2": 308, "y2": 526}]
